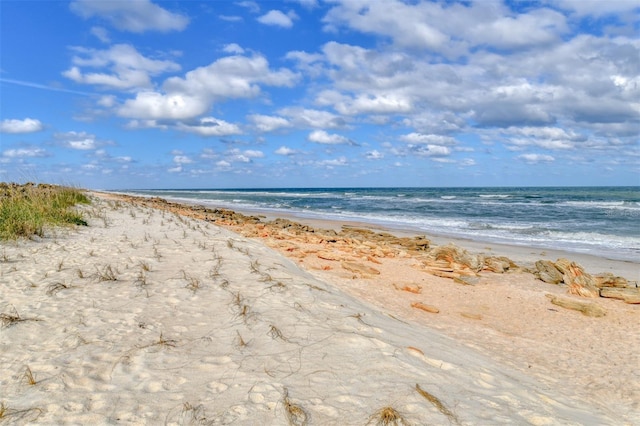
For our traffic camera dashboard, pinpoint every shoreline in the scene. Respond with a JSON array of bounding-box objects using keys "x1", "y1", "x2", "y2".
[
  {"x1": 1, "y1": 192, "x2": 638, "y2": 423},
  {"x1": 110, "y1": 191, "x2": 640, "y2": 282}
]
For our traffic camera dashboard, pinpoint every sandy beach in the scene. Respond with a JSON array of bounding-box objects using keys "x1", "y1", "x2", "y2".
[{"x1": 1, "y1": 193, "x2": 638, "y2": 425}]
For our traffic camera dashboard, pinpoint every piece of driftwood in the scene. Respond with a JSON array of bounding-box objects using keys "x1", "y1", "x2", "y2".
[
  {"x1": 546, "y1": 294, "x2": 606, "y2": 317},
  {"x1": 600, "y1": 287, "x2": 640, "y2": 304},
  {"x1": 411, "y1": 302, "x2": 439, "y2": 314}
]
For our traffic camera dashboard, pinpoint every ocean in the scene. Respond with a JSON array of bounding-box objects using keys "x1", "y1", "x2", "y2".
[{"x1": 121, "y1": 187, "x2": 640, "y2": 262}]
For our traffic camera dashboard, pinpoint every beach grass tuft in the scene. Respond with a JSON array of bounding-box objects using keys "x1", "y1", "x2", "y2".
[
  {"x1": 23, "y1": 366, "x2": 37, "y2": 385},
  {"x1": 283, "y1": 387, "x2": 308, "y2": 426},
  {"x1": 367, "y1": 406, "x2": 411, "y2": 426},
  {"x1": 415, "y1": 383, "x2": 458, "y2": 424},
  {"x1": 0, "y1": 401, "x2": 43, "y2": 422},
  {"x1": 95, "y1": 264, "x2": 118, "y2": 282},
  {"x1": 46, "y1": 281, "x2": 72, "y2": 296},
  {"x1": 0, "y1": 306, "x2": 40, "y2": 328},
  {"x1": 0, "y1": 183, "x2": 89, "y2": 240}
]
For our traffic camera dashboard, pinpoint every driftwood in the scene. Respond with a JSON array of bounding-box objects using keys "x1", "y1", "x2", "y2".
[
  {"x1": 546, "y1": 294, "x2": 606, "y2": 317},
  {"x1": 600, "y1": 287, "x2": 640, "y2": 304}
]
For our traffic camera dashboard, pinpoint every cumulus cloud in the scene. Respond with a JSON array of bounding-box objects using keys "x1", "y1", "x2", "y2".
[
  {"x1": 248, "y1": 114, "x2": 292, "y2": 132},
  {"x1": 317, "y1": 157, "x2": 348, "y2": 167},
  {"x1": 308, "y1": 130, "x2": 351, "y2": 145},
  {"x1": 55, "y1": 131, "x2": 110, "y2": 150},
  {"x1": 518, "y1": 153, "x2": 555, "y2": 163},
  {"x1": 365, "y1": 150, "x2": 384, "y2": 160},
  {"x1": 257, "y1": 10, "x2": 298, "y2": 28},
  {"x1": 176, "y1": 117, "x2": 242, "y2": 136},
  {"x1": 2, "y1": 146, "x2": 49, "y2": 158},
  {"x1": 70, "y1": 0, "x2": 189, "y2": 33},
  {"x1": 278, "y1": 107, "x2": 347, "y2": 129},
  {"x1": 118, "y1": 54, "x2": 299, "y2": 120},
  {"x1": 63, "y1": 44, "x2": 181, "y2": 90},
  {"x1": 275, "y1": 146, "x2": 297, "y2": 156},
  {"x1": 554, "y1": 0, "x2": 640, "y2": 17},
  {"x1": 400, "y1": 133, "x2": 457, "y2": 146},
  {"x1": 0, "y1": 118, "x2": 43, "y2": 133}
]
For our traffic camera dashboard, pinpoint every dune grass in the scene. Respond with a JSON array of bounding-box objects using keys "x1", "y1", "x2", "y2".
[{"x1": 0, "y1": 183, "x2": 90, "y2": 240}]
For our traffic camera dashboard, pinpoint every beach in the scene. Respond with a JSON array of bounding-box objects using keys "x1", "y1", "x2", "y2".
[{"x1": 1, "y1": 193, "x2": 638, "y2": 424}]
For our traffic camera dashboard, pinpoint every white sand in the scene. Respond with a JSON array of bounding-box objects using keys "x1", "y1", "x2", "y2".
[{"x1": 0, "y1": 197, "x2": 636, "y2": 424}]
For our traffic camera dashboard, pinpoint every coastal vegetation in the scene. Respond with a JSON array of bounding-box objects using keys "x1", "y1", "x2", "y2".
[{"x1": 0, "y1": 182, "x2": 89, "y2": 240}]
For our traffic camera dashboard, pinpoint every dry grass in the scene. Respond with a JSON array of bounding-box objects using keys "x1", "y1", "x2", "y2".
[
  {"x1": 0, "y1": 401, "x2": 43, "y2": 422},
  {"x1": 182, "y1": 270, "x2": 202, "y2": 293},
  {"x1": 415, "y1": 384, "x2": 459, "y2": 424},
  {"x1": 23, "y1": 366, "x2": 37, "y2": 385},
  {"x1": 0, "y1": 183, "x2": 89, "y2": 240},
  {"x1": 46, "y1": 281, "x2": 72, "y2": 296},
  {"x1": 268, "y1": 324, "x2": 287, "y2": 341},
  {"x1": 367, "y1": 406, "x2": 410, "y2": 426},
  {"x1": 95, "y1": 264, "x2": 118, "y2": 282},
  {"x1": 282, "y1": 387, "x2": 308, "y2": 426},
  {"x1": 0, "y1": 306, "x2": 40, "y2": 328}
]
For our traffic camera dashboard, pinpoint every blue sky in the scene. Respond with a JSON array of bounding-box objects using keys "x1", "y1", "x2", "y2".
[{"x1": 1, "y1": 0, "x2": 638, "y2": 189}]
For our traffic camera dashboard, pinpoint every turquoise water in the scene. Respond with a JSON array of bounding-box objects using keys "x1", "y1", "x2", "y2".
[{"x1": 122, "y1": 187, "x2": 640, "y2": 262}]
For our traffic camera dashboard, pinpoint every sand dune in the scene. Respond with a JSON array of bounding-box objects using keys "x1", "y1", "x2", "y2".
[{"x1": 1, "y1": 196, "x2": 637, "y2": 424}]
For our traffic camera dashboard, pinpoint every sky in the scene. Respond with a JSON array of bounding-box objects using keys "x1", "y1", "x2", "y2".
[{"x1": 0, "y1": 0, "x2": 639, "y2": 189}]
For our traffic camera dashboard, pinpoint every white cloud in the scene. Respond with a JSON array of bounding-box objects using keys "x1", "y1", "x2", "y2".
[
  {"x1": 318, "y1": 157, "x2": 348, "y2": 167},
  {"x1": 223, "y1": 43, "x2": 245, "y2": 54},
  {"x1": 177, "y1": 117, "x2": 242, "y2": 136},
  {"x1": 308, "y1": 130, "x2": 351, "y2": 145},
  {"x1": 243, "y1": 150, "x2": 265, "y2": 158},
  {"x1": 518, "y1": 153, "x2": 555, "y2": 163},
  {"x1": 2, "y1": 147, "x2": 49, "y2": 158},
  {"x1": 248, "y1": 114, "x2": 292, "y2": 132},
  {"x1": 323, "y1": 1, "x2": 448, "y2": 51},
  {"x1": 400, "y1": 133, "x2": 457, "y2": 146},
  {"x1": 63, "y1": 44, "x2": 181, "y2": 90},
  {"x1": 97, "y1": 95, "x2": 117, "y2": 107},
  {"x1": 70, "y1": 0, "x2": 189, "y2": 33},
  {"x1": 554, "y1": 0, "x2": 640, "y2": 17},
  {"x1": 236, "y1": 1, "x2": 260, "y2": 14},
  {"x1": 55, "y1": 131, "x2": 106, "y2": 150},
  {"x1": 275, "y1": 146, "x2": 297, "y2": 156},
  {"x1": 411, "y1": 144, "x2": 451, "y2": 157},
  {"x1": 119, "y1": 92, "x2": 208, "y2": 120},
  {"x1": 119, "y1": 54, "x2": 298, "y2": 120},
  {"x1": 257, "y1": 10, "x2": 298, "y2": 28},
  {"x1": 173, "y1": 155, "x2": 193, "y2": 164},
  {"x1": 90, "y1": 26, "x2": 110, "y2": 43},
  {"x1": 366, "y1": 150, "x2": 383, "y2": 159},
  {"x1": 0, "y1": 118, "x2": 43, "y2": 133},
  {"x1": 333, "y1": 93, "x2": 413, "y2": 115},
  {"x1": 279, "y1": 107, "x2": 347, "y2": 129}
]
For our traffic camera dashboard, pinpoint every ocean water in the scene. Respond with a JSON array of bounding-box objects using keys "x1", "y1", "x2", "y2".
[{"x1": 122, "y1": 187, "x2": 640, "y2": 262}]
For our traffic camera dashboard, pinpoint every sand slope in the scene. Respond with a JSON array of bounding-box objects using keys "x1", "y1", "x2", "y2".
[{"x1": 0, "y1": 198, "x2": 628, "y2": 424}]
